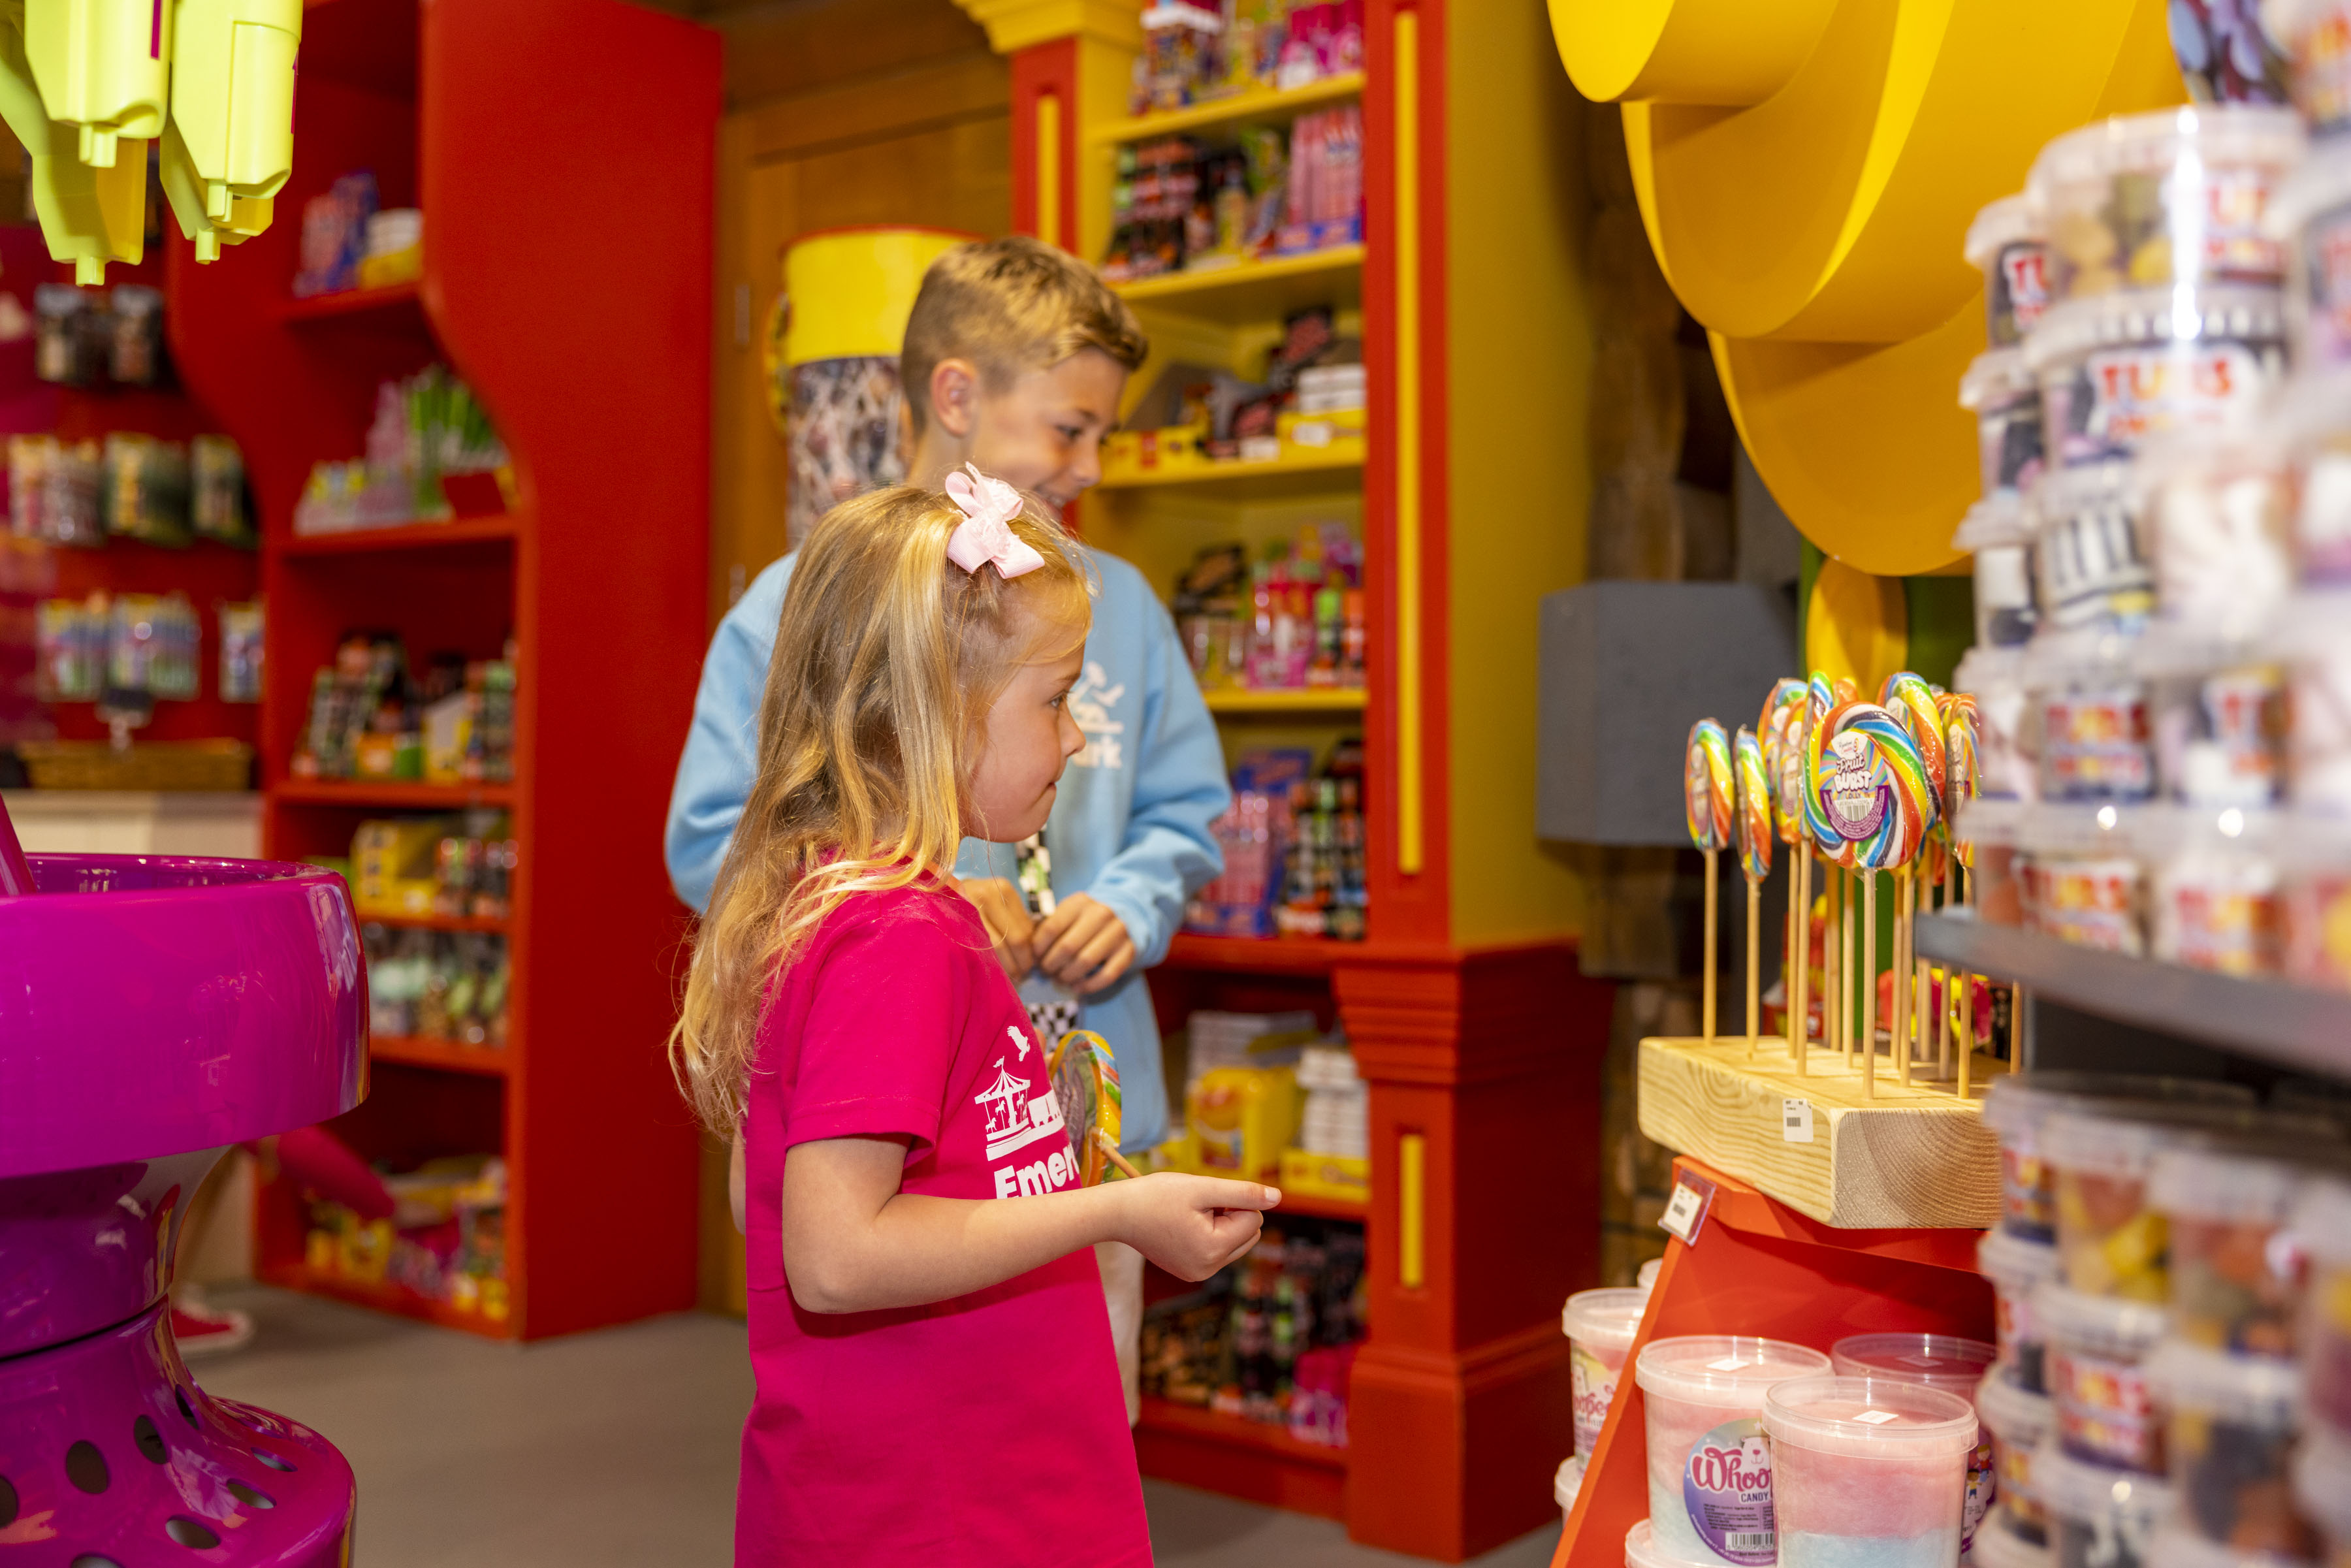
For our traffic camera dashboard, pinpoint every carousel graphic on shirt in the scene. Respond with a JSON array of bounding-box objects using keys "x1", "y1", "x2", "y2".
[{"x1": 975, "y1": 1024, "x2": 1082, "y2": 1198}]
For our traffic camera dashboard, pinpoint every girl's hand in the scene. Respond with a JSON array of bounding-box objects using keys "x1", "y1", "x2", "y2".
[{"x1": 1110, "y1": 1172, "x2": 1281, "y2": 1281}]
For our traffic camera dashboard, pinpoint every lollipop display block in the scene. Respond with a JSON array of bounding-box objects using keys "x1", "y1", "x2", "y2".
[
  {"x1": 0, "y1": 853, "x2": 368, "y2": 1566},
  {"x1": 1635, "y1": 1035, "x2": 2003, "y2": 1230},
  {"x1": 1764, "y1": 1375, "x2": 1979, "y2": 1568}
]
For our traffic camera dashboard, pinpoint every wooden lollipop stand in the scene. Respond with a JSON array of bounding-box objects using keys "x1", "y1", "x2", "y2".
[{"x1": 1550, "y1": 1157, "x2": 1996, "y2": 1568}]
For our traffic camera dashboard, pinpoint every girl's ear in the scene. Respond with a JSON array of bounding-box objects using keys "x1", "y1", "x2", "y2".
[{"x1": 929, "y1": 358, "x2": 982, "y2": 440}]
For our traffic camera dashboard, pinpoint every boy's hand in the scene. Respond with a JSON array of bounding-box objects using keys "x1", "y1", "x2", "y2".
[
  {"x1": 1110, "y1": 1172, "x2": 1280, "y2": 1281},
  {"x1": 953, "y1": 876, "x2": 1036, "y2": 980},
  {"x1": 1034, "y1": 892, "x2": 1137, "y2": 995}
]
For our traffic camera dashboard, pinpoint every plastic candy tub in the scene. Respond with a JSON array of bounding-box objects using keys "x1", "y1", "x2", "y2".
[
  {"x1": 2147, "y1": 1338, "x2": 2311, "y2": 1560},
  {"x1": 1979, "y1": 1366, "x2": 2057, "y2": 1544},
  {"x1": 2028, "y1": 106, "x2": 2303, "y2": 297},
  {"x1": 1980, "y1": 1073, "x2": 2253, "y2": 1244},
  {"x1": 2037, "y1": 1280, "x2": 2169, "y2": 1473},
  {"x1": 1957, "y1": 496, "x2": 2038, "y2": 650},
  {"x1": 2032, "y1": 460, "x2": 2154, "y2": 637},
  {"x1": 1981, "y1": 1228, "x2": 2065, "y2": 1393},
  {"x1": 1832, "y1": 1334, "x2": 2002, "y2": 1554},
  {"x1": 1635, "y1": 1334, "x2": 1833, "y2": 1567},
  {"x1": 1764, "y1": 1375, "x2": 1979, "y2": 1568},
  {"x1": 1973, "y1": 1503, "x2": 2057, "y2": 1568},
  {"x1": 2152, "y1": 1135, "x2": 2345, "y2": 1355},
  {"x1": 1565, "y1": 1286, "x2": 1651, "y2": 1460},
  {"x1": 2269, "y1": 0, "x2": 2351, "y2": 139},
  {"x1": 1963, "y1": 349, "x2": 2048, "y2": 500},
  {"x1": 2292, "y1": 1426, "x2": 2351, "y2": 1568},
  {"x1": 1968, "y1": 193, "x2": 2053, "y2": 348},
  {"x1": 2293, "y1": 1176, "x2": 2351, "y2": 1435},
  {"x1": 2026, "y1": 287, "x2": 2288, "y2": 471},
  {"x1": 2040, "y1": 1443, "x2": 2173, "y2": 1568}
]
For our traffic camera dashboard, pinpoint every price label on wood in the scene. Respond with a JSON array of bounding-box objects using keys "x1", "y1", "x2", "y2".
[{"x1": 1782, "y1": 1098, "x2": 1815, "y2": 1144}]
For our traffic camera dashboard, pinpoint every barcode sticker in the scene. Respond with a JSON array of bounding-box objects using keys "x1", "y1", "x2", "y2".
[
  {"x1": 1725, "y1": 1533, "x2": 1776, "y2": 1552},
  {"x1": 1782, "y1": 1098, "x2": 1815, "y2": 1144},
  {"x1": 1659, "y1": 1177, "x2": 1712, "y2": 1245},
  {"x1": 1853, "y1": 1409, "x2": 1902, "y2": 1426},
  {"x1": 1706, "y1": 1355, "x2": 1752, "y2": 1371}
]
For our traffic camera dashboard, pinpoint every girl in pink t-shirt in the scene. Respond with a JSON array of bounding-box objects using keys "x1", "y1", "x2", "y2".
[{"x1": 669, "y1": 469, "x2": 1277, "y2": 1567}]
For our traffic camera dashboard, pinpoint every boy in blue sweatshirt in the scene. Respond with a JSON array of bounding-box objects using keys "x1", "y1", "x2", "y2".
[{"x1": 665, "y1": 236, "x2": 1229, "y2": 1420}]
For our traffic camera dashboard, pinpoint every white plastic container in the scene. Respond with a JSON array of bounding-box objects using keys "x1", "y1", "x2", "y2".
[
  {"x1": 1968, "y1": 194, "x2": 2053, "y2": 348},
  {"x1": 1957, "y1": 496, "x2": 2039, "y2": 649},
  {"x1": 1979, "y1": 1074, "x2": 2256, "y2": 1244},
  {"x1": 2031, "y1": 459, "x2": 2153, "y2": 636},
  {"x1": 1558, "y1": 1452, "x2": 1584, "y2": 1531},
  {"x1": 1635, "y1": 1335, "x2": 1833, "y2": 1568},
  {"x1": 2026, "y1": 287, "x2": 2288, "y2": 471},
  {"x1": 2035, "y1": 1281, "x2": 2169, "y2": 1473},
  {"x1": 2290, "y1": 1425, "x2": 2351, "y2": 1568},
  {"x1": 2136, "y1": 430, "x2": 2295, "y2": 641},
  {"x1": 2290, "y1": 1176, "x2": 2351, "y2": 1437},
  {"x1": 2267, "y1": 0, "x2": 2351, "y2": 138},
  {"x1": 1627, "y1": 1518, "x2": 1720, "y2": 1568},
  {"x1": 2151, "y1": 1132, "x2": 2338, "y2": 1356},
  {"x1": 2145, "y1": 1339, "x2": 2311, "y2": 1559},
  {"x1": 2028, "y1": 106, "x2": 2303, "y2": 297},
  {"x1": 1977, "y1": 1367, "x2": 2056, "y2": 1544},
  {"x1": 2272, "y1": 143, "x2": 2351, "y2": 373},
  {"x1": 1979, "y1": 1227, "x2": 2065, "y2": 1393},
  {"x1": 1962, "y1": 350, "x2": 2048, "y2": 500},
  {"x1": 1565, "y1": 1287, "x2": 1651, "y2": 1460},
  {"x1": 1972, "y1": 1504, "x2": 2056, "y2": 1568},
  {"x1": 2041, "y1": 1102, "x2": 2296, "y2": 1299},
  {"x1": 2144, "y1": 1526, "x2": 2310, "y2": 1568},
  {"x1": 2038, "y1": 1443, "x2": 2172, "y2": 1568},
  {"x1": 1765, "y1": 1376, "x2": 1979, "y2": 1568},
  {"x1": 1834, "y1": 1334, "x2": 2002, "y2": 1556}
]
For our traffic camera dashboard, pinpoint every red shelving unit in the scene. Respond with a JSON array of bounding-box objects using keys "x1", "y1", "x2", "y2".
[
  {"x1": 1138, "y1": 1396, "x2": 1351, "y2": 1518},
  {"x1": 165, "y1": 0, "x2": 719, "y2": 1341},
  {"x1": 1553, "y1": 1159, "x2": 1994, "y2": 1568}
]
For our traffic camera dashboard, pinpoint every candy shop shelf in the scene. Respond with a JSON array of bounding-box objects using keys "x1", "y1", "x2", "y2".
[
  {"x1": 1201, "y1": 686, "x2": 1369, "y2": 714},
  {"x1": 1636, "y1": 1036, "x2": 2000, "y2": 1230},
  {"x1": 270, "y1": 779, "x2": 517, "y2": 810},
  {"x1": 358, "y1": 911, "x2": 509, "y2": 934},
  {"x1": 278, "y1": 515, "x2": 519, "y2": 558},
  {"x1": 1136, "y1": 1396, "x2": 1347, "y2": 1519},
  {"x1": 1113, "y1": 246, "x2": 1365, "y2": 323},
  {"x1": 258, "y1": 1262, "x2": 516, "y2": 1341},
  {"x1": 1916, "y1": 912, "x2": 2351, "y2": 1078},
  {"x1": 1162, "y1": 933, "x2": 1360, "y2": 975},
  {"x1": 1089, "y1": 72, "x2": 1366, "y2": 144},
  {"x1": 1095, "y1": 448, "x2": 1364, "y2": 500},
  {"x1": 276, "y1": 280, "x2": 426, "y2": 326},
  {"x1": 370, "y1": 1034, "x2": 513, "y2": 1077}
]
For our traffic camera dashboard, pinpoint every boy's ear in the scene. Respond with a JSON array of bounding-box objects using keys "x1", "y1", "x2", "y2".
[{"x1": 930, "y1": 357, "x2": 982, "y2": 439}]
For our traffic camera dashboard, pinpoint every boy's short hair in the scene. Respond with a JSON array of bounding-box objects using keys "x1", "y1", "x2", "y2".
[{"x1": 901, "y1": 235, "x2": 1149, "y2": 435}]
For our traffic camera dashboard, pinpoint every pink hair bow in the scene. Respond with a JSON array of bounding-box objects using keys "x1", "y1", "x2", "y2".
[{"x1": 943, "y1": 464, "x2": 1046, "y2": 580}]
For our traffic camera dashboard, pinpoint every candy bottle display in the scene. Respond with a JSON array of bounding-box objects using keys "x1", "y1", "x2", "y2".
[
  {"x1": 1763, "y1": 1376, "x2": 1979, "y2": 1568},
  {"x1": 1634, "y1": 1335, "x2": 1834, "y2": 1568}
]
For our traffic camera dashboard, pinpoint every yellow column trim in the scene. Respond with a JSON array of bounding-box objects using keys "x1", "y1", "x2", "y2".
[
  {"x1": 1398, "y1": 1131, "x2": 1427, "y2": 1288},
  {"x1": 953, "y1": 0, "x2": 1144, "y2": 54},
  {"x1": 1034, "y1": 91, "x2": 1061, "y2": 247},
  {"x1": 1394, "y1": 6, "x2": 1424, "y2": 877}
]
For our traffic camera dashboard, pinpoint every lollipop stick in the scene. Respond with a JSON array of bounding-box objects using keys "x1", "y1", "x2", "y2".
[
  {"x1": 1896, "y1": 870, "x2": 1913, "y2": 1087},
  {"x1": 1862, "y1": 871, "x2": 1878, "y2": 1100},
  {"x1": 1793, "y1": 845, "x2": 1811, "y2": 1074},
  {"x1": 1746, "y1": 877, "x2": 1761, "y2": 1055},
  {"x1": 1841, "y1": 865, "x2": 1857, "y2": 1068},
  {"x1": 1703, "y1": 845, "x2": 1719, "y2": 1042},
  {"x1": 1093, "y1": 1128, "x2": 1143, "y2": 1182},
  {"x1": 1824, "y1": 863, "x2": 1841, "y2": 1064},
  {"x1": 1958, "y1": 861, "x2": 1975, "y2": 1099}
]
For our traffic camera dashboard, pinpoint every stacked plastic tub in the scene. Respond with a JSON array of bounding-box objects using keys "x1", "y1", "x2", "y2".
[{"x1": 1560, "y1": 1282, "x2": 1656, "y2": 1524}]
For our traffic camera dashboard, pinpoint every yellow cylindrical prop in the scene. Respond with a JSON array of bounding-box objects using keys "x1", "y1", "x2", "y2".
[{"x1": 766, "y1": 226, "x2": 970, "y2": 541}]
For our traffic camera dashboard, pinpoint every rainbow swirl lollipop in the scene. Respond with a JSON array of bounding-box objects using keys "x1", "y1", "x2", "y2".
[
  {"x1": 1881, "y1": 671, "x2": 1947, "y2": 829},
  {"x1": 1943, "y1": 694, "x2": 1980, "y2": 867},
  {"x1": 1759, "y1": 679, "x2": 1808, "y2": 844},
  {"x1": 1686, "y1": 718, "x2": 1733, "y2": 853},
  {"x1": 1733, "y1": 726, "x2": 1773, "y2": 883},
  {"x1": 1803, "y1": 675, "x2": 1860, "y2": 865},
  {"x1": 1817, "y1": 703, "x2": 1932, "y2": 869}
]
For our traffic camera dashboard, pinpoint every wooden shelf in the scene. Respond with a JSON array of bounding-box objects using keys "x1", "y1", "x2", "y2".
[
  {"x1": 1114, "y1": 246, "x2": 1364, "y2": 323},
  {"x1": 259, "y1": 1262, "x2": 515, "y2": 1340},
  {"x1": 271, "y1": 779, "x2": 516, "y2": 810},
  {"x1": 278, "y1": 514, "x2": 518, "y2": 557},
  {"x1": 1091, "y1": 72, "x2": 1366, "y2": 144},
  {"x1": 1917, "y1": 911, "x2": 2351, "y2": 1078},
  {"x1": 355, "y1": 910, "x2": 509, "y2": 934},
  {"x1": 1162, "y1": 932, "x2": 1360, "y2": 975},
  {"x1": 1202, "y1": 686, "x2": 1368, "y2": 715},
  {"x1": 1136, "y1": 1396, "x2": 1347, "y2": 1520},
  {"x1": 278, "y1": 280, "x2": 426, "y2": 325},
  {"x1": 372, "y1": 1034, "x2": 512, "y2": 1076},
  {"x1": 1097, "y1": 448, "x2": 1364, "y2": 500}
]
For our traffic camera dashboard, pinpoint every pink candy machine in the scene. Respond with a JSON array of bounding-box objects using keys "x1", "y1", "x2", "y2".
[{"x1": 0, "y1": 853, "x2": 368, "y2": 1564}]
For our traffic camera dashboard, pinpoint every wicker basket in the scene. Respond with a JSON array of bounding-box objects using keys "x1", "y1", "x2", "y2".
[{"x1": 17, "y1": 740, "x2": 255, "y2": 792}]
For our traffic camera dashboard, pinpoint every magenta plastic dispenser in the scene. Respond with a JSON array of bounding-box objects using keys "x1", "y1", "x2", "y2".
[{"x1": 0, "y1": 855, "x2": 368, "y2": 1565}]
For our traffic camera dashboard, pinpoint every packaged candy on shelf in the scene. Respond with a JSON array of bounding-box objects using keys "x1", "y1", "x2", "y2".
[
  {"x1": 190, "y1": 434, "x2": 253, "y2": 547},
  {"x1": 2028, "y1": 289, "x2": 2289, "y2": 469},
  {"x1": 217, "y1": 600, "x2": 263, "y2": 705},
  {"x1": 2038, "y1": 673, "x2": 2156, "y2": 803},
  {"x1": 34, "y1": 595, "x2": 105, "y2": 703},
  {"x1": 1563, "y1": 1287, "x2": 1650, "y2": 1462},
  {"x1": 2291, "y1": 1429, "x2": 2351, "y2": 1568},
  {"x1": 2028, "y1": 107, "x2": 2302, "y2": 297},
  {"x1": 2034, "y1": 462, "x2": 2155, "y2": 633},
  {"x1": 1960, "y1": 648, "x2": 2042, "y2": 802},
  {"x1": 1969, "y1": 193, "x2": 2054, "y2": 348},
  {"x1": 2146, "y1": 1339, "x2": 2314, "y2": 1560},
  {"x1": 2277, "y1": 144, "x2": 2351, "y2": 374},
  {"x1": 2151, "y1": 665, "x2": 2285, "y2": 807},
  {"x1": 2270, "y1": 0, "x2": 2351, "y2": 135},
  {"x1": 1831, "y1": 1334, "x2": 2000, "y2": 1554},
  {"x1": 2036, "y1": 1279, "x2": 2171, "y2": 1472},
  {"x1": 10, "y1": 435, "x2": 104, "y2": 549},
  {"x1": 1978, "y1": 1366, "x2": 2058, "y2": 1545},
  {"x1": 2045, "y1": 1109, "x2": 2194, "y2": 1301},
  {"x1": 2293, "y1": 1176, "x2": 2351, "y2": 1435},
  {"x1": 1982, "y1": 1074, "x2": 2258, "y2": 1245},
  {"x1": 2040, "y1": 1445, "x2": 2171, "y2": 1568},
  {"x1": 2144, "y1": 1526, "x2": 2309, "y2": 1568},
  {"x1": 1982, "y1": 1226, "x2": 2067, "y2": 1389},
  {"x1": 2284, "y1": 839, "x2": 2351, "y2": 987},
  {"x1": 106, "y1": 593, "x2": 200, "y2": 701},
  {"x1": 2023, "y1": 854, "x2": 2145, "y2": 953},
  {"x1": 103, "y1": 434, "x2": 191, "y2": 548},
  {"x1": 2287, "y1": 621, "x2": 2351, "y2": 816},
  {"x1": 2138, "y1": 435, "x2": 2294, "y2": 640},
  {"x1": 1959, "y1": 499, "x2": 2040, "y2": 648},
  {"x1": 2284, "y1": 394, "x2": 2351, "y2": 588},
  {"x1": 1964, "y1": 350, "x2": 2049, "y2": 499},
  {"x1": 2151, "y1": 840, "x2": 2284, "y2": 974},
  {"x1": 1634, "y1": 1335, "x2": 1834, "y2": 1568},
  {"x1": 1765, "y1": 1376, "x2": 1978, "y2": 1568}
]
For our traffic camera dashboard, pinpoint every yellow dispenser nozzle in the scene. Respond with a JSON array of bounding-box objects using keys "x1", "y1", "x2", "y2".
[
  {"x1": 24, "y1": 0, "x2": 172, "y2": 169},
  {"x1": 0, "y1": 7, "x2": 144, "y2": 281}
]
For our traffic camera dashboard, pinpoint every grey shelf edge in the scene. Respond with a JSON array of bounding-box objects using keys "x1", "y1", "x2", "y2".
[{"x1": 1914, "y1": 912, "x2": 2351, "y2": 1080}]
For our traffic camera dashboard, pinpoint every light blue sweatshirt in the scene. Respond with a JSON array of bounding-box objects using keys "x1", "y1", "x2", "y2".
[{"x1": 665, "y1": 547, "x2": 1230, "y2": 1151}]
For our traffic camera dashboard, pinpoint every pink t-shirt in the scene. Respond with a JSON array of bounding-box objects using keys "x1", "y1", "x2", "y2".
[{"x1": 735, "y1": 880, "x2": 1150, "y2": 1567}]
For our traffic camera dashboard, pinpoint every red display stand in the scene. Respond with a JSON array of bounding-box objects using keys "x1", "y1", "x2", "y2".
[{"x1": 1553, "y1": 1158, "x2": 1994, "y2": 1568}]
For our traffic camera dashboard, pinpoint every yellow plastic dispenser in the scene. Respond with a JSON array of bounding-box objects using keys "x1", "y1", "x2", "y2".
[
  {"x1": 22, "y1": 0, "x2": 170, "y2": 169},
  {"x1": 0, "y1": 7, "x2": 144, "y2": 283},
  {"x1": 159, "y1": 0, "x2": 297, "y2": 262},
  {"x1": 1186, "y1": 1066, "x2": 1303, "y2": 1183}
]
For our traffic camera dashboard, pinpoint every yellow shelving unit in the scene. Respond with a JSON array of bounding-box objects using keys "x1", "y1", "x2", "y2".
[
  {"x1": 1089, "y1": 71, "x2": 1367, "y2": 143},
  {"x1": 1112, "y1": 244, "x2": 1365, "y2": 322},
  {"x1": 1202, "y1": 687, "x2": 1369, "y2": 714},
  {"x1": 1095, "y1": 446, "x2": 1364, "y2": 499}
]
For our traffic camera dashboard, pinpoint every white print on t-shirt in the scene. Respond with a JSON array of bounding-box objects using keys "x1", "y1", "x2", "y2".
[
  {"x1": 976, "y1": 1059, "x2": 1067, "y2": 1163},
  {"x1": 1008, "y1": 1025, "x2": 1031, "y2": 1059},
  {"x1": 1067, "y1": 661, "x2": 1125, "y2": 772}
]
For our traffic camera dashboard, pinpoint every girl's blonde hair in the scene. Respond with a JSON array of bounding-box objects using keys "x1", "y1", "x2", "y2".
[{"x1": 669, "y1": 484, "x2": 1093, "y2": 1132}]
